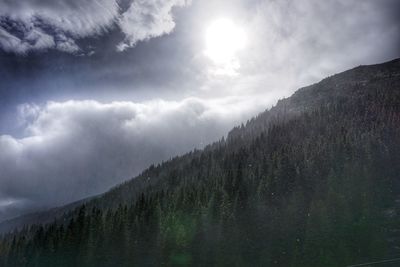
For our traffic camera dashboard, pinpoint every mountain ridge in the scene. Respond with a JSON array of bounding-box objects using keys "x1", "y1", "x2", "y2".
[
  {"x1": 1, "y1": 58, "x2": 399, "y2": 267},
  {"x1": 1, "y1": 58, "x2": 399, "y2": 235}
]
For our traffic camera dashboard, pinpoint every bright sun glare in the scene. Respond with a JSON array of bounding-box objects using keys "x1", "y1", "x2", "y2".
[{"x1": 205, "y1": 18, "x2": 247, "y2": 75}]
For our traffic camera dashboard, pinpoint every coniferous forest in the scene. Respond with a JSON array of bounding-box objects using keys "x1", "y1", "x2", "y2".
[{"x1": 0, "y1": 59, "x2": 399, "y2": 266}]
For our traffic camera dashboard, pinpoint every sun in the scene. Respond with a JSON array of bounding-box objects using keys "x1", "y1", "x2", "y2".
[{"x1": 204, "y1": 18, "x2": 247, "y2": 75}]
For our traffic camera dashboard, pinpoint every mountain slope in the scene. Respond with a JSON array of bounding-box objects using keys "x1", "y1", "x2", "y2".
[
  {"x1": 1, "y1": 59, "x2": 398, "y2": 234},
  {"x1": 0, "y1": 58, "x2": 399, "y2": 267}
]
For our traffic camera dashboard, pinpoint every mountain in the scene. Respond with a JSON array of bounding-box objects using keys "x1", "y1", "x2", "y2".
[
  {"x1": 0, "y1": 58, "x2": 399, "y2": 267},
  {"x1": 0, "y1": 198, "x2": 92, "y2": 235}
]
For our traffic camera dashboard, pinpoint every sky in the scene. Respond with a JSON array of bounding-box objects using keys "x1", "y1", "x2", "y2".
[{"x1": 0, "y1": 0, "x2": 399, "y2": 221}]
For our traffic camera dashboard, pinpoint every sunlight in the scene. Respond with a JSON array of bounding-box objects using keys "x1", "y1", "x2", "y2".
[{"x1": 204, "y1": 18, "x2": 247, "y2": 75}]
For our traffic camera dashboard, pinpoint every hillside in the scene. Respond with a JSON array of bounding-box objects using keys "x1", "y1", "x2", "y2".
[
  {"x1": 0, "y1": 58, "x2": 399, "y2": 267},
  {"x1": 2, "y1": 59, "x2": 398, "y2": 234}
]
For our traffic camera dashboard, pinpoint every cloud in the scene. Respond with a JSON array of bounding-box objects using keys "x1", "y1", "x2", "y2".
[
  {"x1": 117, "y1": 0, "x2": 188, "y2": 51},
  {"x1": 0, "y1": 0, "x2": 188, "y2": 54},
  {"x1": 239, "y1": 0, "x2": 400, "y2": 87},
  {"x1": 0, "y1": 0, "x2": 399, "y2": 222},
  {"x1": 0, "y1": 198, "x2": 30, "y2": 222},
  {"x1": 0, "y1": 97, "x2": 264, "y2": 221}
]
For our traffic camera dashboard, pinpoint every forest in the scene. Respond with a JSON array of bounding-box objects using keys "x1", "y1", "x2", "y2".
[{"x1": 0, "y1": 60, "x2": 399, "y2": 266}]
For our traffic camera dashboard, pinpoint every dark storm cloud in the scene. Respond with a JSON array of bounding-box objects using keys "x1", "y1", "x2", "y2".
[{"x1": 0, "y1": 0, "x2": 188, "y2": 54}]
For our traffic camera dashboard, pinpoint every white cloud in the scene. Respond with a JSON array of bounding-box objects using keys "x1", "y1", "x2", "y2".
[
  {"x1": 1, "y1": 0, "x2": 399, "y2": 222},
  {"x1": 0, "y1": 97, "x2": 264, "y2": 221},
  {"x1": 0, "y1": 0, "x2": 188, "y2": 54},
  {"x1": 240, "y1": 0, "x2": 400, "y2": 87},
  {"x1": 117, "y1": 0, "x2": 188, "y2": 51},
  {"x1": 190, "y1": 0, "x2": 399, "y2": 100}
]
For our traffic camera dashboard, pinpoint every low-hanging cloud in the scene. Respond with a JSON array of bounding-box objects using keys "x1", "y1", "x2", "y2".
[
  {"x1": 0, "y1": 97, "x2": 265, "y2": 221},
  {"x1": 0, "y1": 0, "x2": 188, "y2": 54}
]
